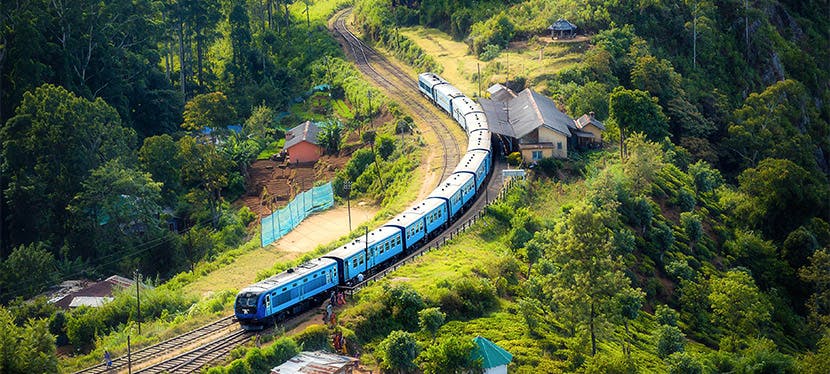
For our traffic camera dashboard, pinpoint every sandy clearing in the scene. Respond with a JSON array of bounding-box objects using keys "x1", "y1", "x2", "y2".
[{"x1": 185, "y1": 204, "x2": 378, "y2": 297}]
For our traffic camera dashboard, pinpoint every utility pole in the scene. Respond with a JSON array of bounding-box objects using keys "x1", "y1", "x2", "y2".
[
  {"x1": 127, "y1": 335, "x2": 132, "y2": 374},
  {"x1": 363, "y1": 226, "x2": 369, "y2": 278},
  {"x1": 345, "y1": 181, "x2": 352, "y2": 232},
  {"x1": 477, "y1": 62, "x2": 481, "y2": 98},
  {"x1": 134, "y1": 270, "x2": 141, "y2": 335}
]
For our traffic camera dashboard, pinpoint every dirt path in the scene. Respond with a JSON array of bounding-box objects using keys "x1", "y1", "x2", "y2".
[{"x1": 185, "y1": 204, "x2": 377, "y2": 297}]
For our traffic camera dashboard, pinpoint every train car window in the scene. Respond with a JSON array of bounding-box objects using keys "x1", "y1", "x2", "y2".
[
  {"x1": 282, "y1": 287, "x2": 287, "y2": 291},
  {"x1": 352, "y1": 258, "x2": 358, "y2": 268},
  {"x1": 303, "y1": 278, "x2": 308, "y2": 283},
  {"x1": 313, "y1": 273, "x2": 318, "y2": 278},
  {"x1": 359, "y1": 254, "x2": 364, "y2": 265}
]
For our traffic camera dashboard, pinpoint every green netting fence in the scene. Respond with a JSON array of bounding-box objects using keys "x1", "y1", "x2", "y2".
[{"x1": 261, "y1": 182, "x2": 334, "y2": 247}]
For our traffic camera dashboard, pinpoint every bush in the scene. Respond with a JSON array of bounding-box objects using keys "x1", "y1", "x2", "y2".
[
  {"x1": 655, "y1": 304, "x2": 679, "y2": 327},
  {"x1": 507, "y1": 152, "x2": 522, "y2": 167},
  {"x1": 295, "y1": 324, "x2": 331, "y2": 351},
  {"x1": 666, "y1": 352, "x2": 702, "y2": 374},
  {"x1": 657, "y1": 325, "x2": 686, "y2": 358},
  {"x1": 479, "y1": 44, "x2": 501, "y2": 61}
]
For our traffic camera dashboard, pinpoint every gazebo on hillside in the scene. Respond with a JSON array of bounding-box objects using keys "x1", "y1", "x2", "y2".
[
  {"x1": 472, "y1": 336, "x2": 513, "y2": 374},
  {"x1": 548, "y1": 18, "x2": 577, "y2": 39}
]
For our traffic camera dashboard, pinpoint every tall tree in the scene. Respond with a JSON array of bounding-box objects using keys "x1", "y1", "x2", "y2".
[
  {"x1": 1, "y1": 84, "x2": 134, "y2": 249},
  {"x1": 800, "y1": 249, "x2": 830, "y2": 329},
  {"x1": 0, "y1": 242, "x2": 57, "y2": 302},
  {"x1": 181, "y1": 92, "x2": 237, "y2": 131},
  {"x1": 609, "y1": 86, "x2": 668, "y2": 158},
  {"x1": 177, "y1": 136, "x2": 232, "y2": 225},
  {"x1": 545, "y1": 203, "x2": 638, "y2": 356},
  {"x1": 708, "y1": 269, "x2": 771, "y2": 338},
  {"x1": 379, "y1": 330, "x2": 419, "y2": 373}
]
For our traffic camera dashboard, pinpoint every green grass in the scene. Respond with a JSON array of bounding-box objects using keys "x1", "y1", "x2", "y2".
[
  {"x1": 257, "y1": 139, "x2": 285, "y2": 160},
  {"x1": 332, "y1": 99, "x2": 355, "y2": 120}
]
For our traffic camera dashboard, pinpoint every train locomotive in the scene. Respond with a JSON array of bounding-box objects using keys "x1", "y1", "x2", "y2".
[{"x1": 235, "y1": 72, "x2": 493, "y2": 329}]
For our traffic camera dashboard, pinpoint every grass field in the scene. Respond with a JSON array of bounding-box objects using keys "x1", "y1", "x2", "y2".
[{"x1": 399, "y1": 26, "x2": 587, "y2": 96}]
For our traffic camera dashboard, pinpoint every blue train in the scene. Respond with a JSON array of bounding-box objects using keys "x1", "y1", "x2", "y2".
[{"x1": 235, "y1": 73, "x2": 493, "y2": 329}]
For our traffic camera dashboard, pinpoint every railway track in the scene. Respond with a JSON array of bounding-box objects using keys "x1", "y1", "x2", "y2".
[
  {"x1": 73, "y1": 315, "x2": 237, "y2": 374},
  {"x1": 331, "y1": 8, "x2": 462, "y2": 183},
  {"x1": 134, "y1": 329, "x2": 253, "y2": 374}
]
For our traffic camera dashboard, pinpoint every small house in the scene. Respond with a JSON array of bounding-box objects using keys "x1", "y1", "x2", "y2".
[
  {"x1": 49, "y1": 275, "x2": 137, "y2": 310},
  {"x1": 573, "y1": 111, "x2": 606, "y2": 148},
  {"x1": 284, "y1": 120, "x2": 323, "y2": 163},
  {"x1": 548, "y1": 18, "x2": 577, "y2": 39},
  {"x1": 472, "y1": 336, "x2": 513, "y2": 374}
]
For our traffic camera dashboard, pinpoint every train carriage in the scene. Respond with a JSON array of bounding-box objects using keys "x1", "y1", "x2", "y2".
[
  {"x1": 467, "y1": 130, "x2": 492, "y2": 154},
  {"x1": 384, "y1": 210, "x2": 428, "y2": 252},
  {"x1": 428, "y1": 173, "x2": 476, "y2": 219},
  {"x1": 235, "y1": 258, "x2": 338, "y2": 329},
  {"x1": 323, "y1": 227, "x2": 403, "y2": 286},
  {"x1": 434, "y1": 83, "x2": 464, "y2": 115},
  {"x1": 418, "y1": 73, "x2": 447, "y2": 101},
  {"x1": 405, "y1": 198, "x2": 448, "y2": 239},
  {"x1": 464, "y1": 112, "x2": 489, "y2": 134},
  {"x1": 453, "y1": 150, "x2": 491, "y2": 190},
  {"x1": 451, "y1": 97, "x2": 483, "y2": 130}
]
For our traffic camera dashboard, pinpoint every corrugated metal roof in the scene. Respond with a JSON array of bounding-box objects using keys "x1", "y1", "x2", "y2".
[
  {"x1": 549, "y1": 18, "x2": 577, "y2": 31},
  {"x1": 575, "y1": 113, "x2": 606, "y2": 130},
  {"x1": 271, "y1": 351, "x2": 357, "y2": 373},
  {"x1": 285, "y1": 121, "x2": 322, "y2": 149},
  {"x1": 486, "y1": 83, "x2": 517, "y2": 102},
  {"x1": 471, "y1": 336, "x2": 513, "y2": 369},
  {"x1": 509, "y1": 89, "x2": 573, "y2": 138},
  {"x1": 480, "y1": 98, "x2": 515, "y2": 138}
]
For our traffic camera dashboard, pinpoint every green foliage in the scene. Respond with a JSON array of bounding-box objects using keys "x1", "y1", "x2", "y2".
[
  {"x1": 657, "y1": 325, "x2": 686, "y2": 358},
  {"x1": 734, "y1": 158, "x2": 829, "y2": 241},
  {"x1": 479, "y1": 44, "x2": 502, "y2": 61},
  {"x1": 0, "y1": 243, "x2": 58, "y2": 302},
  {"x1": 418, "y1": 307, "x2": 446, "y2": 342},
  {"x1": 609, "y1": 87, "x2": 669, "y2": 142},
  {"x1": 655, "y1": 305, "x2": 679, "y2": 327},
  {"x1": 181, "y1": 92, "x2": 237, "y2": 131},
  {"x1": 417, "y1": 335, "x2": 480, "y2": 374},
  {"x1": 566, "y1": 81, "x2": 610, "y2": 121},
  {"x1": 317, "y1": 120, "x2": 343, "y2": 155},
  {"x1": 466, "y1": 12, "x2": 515, "y2": 56},
  {"x1": 437, "y1": 277, "x2": 498, "y2": 320},
  {"x1": 665, "y1": 352, "x2": 702, "y2": 374},
  {"x1": 800, "y1": 249, "x2": 830, "y2": 329},
  {"x1": 378, "y1": 330, "x2": 419, "y2": 372},
  {"x1": 0, "y1": 307, "x2": 58, "y2": 373},
  {"x1": 295, "y1": 324, "x2": 331, "y2": 351},
  {"x1": 507, "y1": 152, "x2": 523, "y2": 167},
  {"x1": 708, "y1": 270, "x2": 771, "y2": 338}
]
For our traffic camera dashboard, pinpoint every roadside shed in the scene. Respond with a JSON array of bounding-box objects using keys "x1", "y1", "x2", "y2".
[{"x1": 271, "y1": 351, "x2": 358, "y2": 374}]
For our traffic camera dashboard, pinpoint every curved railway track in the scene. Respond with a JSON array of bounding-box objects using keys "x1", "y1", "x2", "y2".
[
  {"x1": 73, "y1": 315, "x2": 237, "y2": 374},
  {"x1": 332, "y1": 9, "x2": 462, "y2": 183}
]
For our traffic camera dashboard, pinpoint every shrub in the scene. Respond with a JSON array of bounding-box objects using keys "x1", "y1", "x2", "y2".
[
  {"x1": 507, "y1": 152, "x2": 522, "y2": 167},
  {"x1": 479, "y1": 44, "x2": 501, "y2": 61},
  {"x1": 657, "y1": 325, "x2": 686, "y2": 358},
  {"x1": 295, "y1": 324, "x2": 331, "y2": 351},
  {"x1": 655, "y1": 304, "x2": 679, "y2": 327}
]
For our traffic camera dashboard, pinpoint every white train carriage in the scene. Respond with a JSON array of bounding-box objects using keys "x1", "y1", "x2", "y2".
[
  {"x1": 451, "y1": 96, "x2": 483, "y2": 131},
  {"x1": 433, "y1": 83, "x2": 464, "y2": 115},
  {"x1": 453, "y1": 150, "x2": 491, "y2": 190},
  {"x1": 464, "y1": 112, "x2": 489, "y2": 135},
  {"x1": 467, "y1": 130, "x2": 491, "y2": 154},
  {"x1": 418, "y1": 72, "x2": 447, "y2": 101}
]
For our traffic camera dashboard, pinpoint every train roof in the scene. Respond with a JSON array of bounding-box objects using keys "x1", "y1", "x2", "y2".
[
  {"x1": 239, "y1": 257, "x2": 336, "y2": 294},
  {"x1": 405, "y1": 198, "x2": 446, "y2": 215},
  {"x1": 418, "y1": 72, "x2": 446, "y2": 86},
  {"x1": 467, "y1": 131, "x2": 491, "y2": 152},
  {"x1": 453, "y1": 150, "x2": 490, "y2": 174},
  {"x1": 465, "y1": 112, "x2": 489, "y2": 133},
  {"x1": 452, "y1": 96, "x2": 482, "y2": 115},
  {"x1": 323, "y1": 227, "x2": 400, "y2": 260},
  {"x1": 434, "y1": 83, "x2": 464, "y2": 98},
  {"x1": 428, "y1": 173, "x2": 474, "y2": 200}
]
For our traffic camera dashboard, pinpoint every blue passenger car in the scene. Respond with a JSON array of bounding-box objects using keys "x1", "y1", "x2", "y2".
[
  {"x1": 323, "y1": 227, "x2": 403, "y2": 285},
  {"x1": 453, "y1": 150, "x2": 491, "y2": 190},
  {"x1": 384, "y1": 209, "x2": 428, "y2": 251},
  {"x1": 428, "y1": 173, "x2": 475, "y2": 218},
  {"x1": 406, "y1": 198, "x2": 448, "y2": 238},
  {"x1": 235, "y1": 258, "x2": 338, "y2": 329},
  {"x1": 418, "y1": 73, "x2": 446, "y2": 100},
  {"x1": 434, "y1": 84, "x2": 464, "y2": 115}
]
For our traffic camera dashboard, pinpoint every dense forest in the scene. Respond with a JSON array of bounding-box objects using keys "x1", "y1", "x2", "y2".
[{"x1": 1, "y1": 0, "x2": 829, "y2": 372}]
